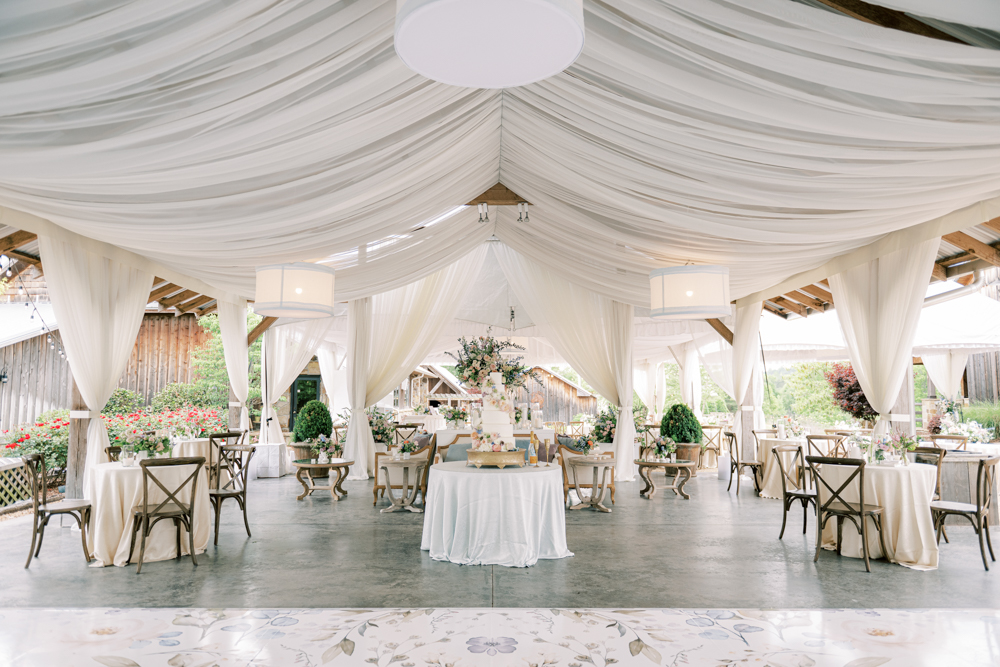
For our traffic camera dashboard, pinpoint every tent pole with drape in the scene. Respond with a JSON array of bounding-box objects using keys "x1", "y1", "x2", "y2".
[
  {"x1": 731, "y1": 301, "x2": 763, "y2": 453},
  {"x1": 37, "y1": 234, "x2": 154, "y2": 498},
  {"x1": 218, "y1": 299, "x2": 251, "y2": 432}
]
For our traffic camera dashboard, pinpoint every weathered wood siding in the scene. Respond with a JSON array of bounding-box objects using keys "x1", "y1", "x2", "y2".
[
  {"x1": 967, "y1": 267, "x2": 1000, "y2": 403},
  {"x1": 0, "y1": 313, "x2": 208, "y2": 430},
  {"x1": 508, "y1": 368, "x2": 599, "y2": 423}
]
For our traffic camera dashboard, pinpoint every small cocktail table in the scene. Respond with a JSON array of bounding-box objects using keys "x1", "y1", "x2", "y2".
[
  {"x1": 379, "y1": 459, "x2": 426, "y2": 513},
  {"x1": 567, "y1": 455, "x2": 616, "y2": 512},
  {"x1": 293, "y1": 459, "x2": 353, "y2": 501},
  {"x1": 635, "y1": 459, "x2": 695, "y2": 499}
]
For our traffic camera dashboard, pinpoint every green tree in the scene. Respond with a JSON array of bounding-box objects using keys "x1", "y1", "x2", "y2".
[
  {"x1": 189, "y1": 312, "x2": 264, "y2": 418},
  {"x1": 787, "y1": 362, "x2": 849, "y2": 425}
]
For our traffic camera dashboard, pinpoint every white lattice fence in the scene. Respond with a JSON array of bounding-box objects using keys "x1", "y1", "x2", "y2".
[{"x1": 0, "y1": 458, "x2": 31, "y2": 509}]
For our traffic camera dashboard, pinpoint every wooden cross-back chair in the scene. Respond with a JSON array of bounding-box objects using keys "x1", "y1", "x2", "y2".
[
  {"x1": 772, "y1": 445, "x2": 815, "y2": 539},
  {"x1": 725, "y1": 431, "x2": 762, "y2": 496},
  {"x1": 931, "y1": 456, "x2": 997, "y2": 571},
  {"x1": 556, "y1": 444, "x2": 615, "y2": 506},
  {"x1": 105, "y1": 446, "x2": 121, "y2": 462},
  {"x1": 394, "y1": 423, "x2": 421, "y2": 445},
  {"x1": 700, "y1": 425, "x2": 723, "y2": 468},
  {"x1": 751, "y1": 429, "x2": 778, "y2": 457},
  {"x1": 806, "y1": 434, "x2": 847, "y2": 458},
  {"x1": 806, "y1": 456, "x2": 889, "y2": 573},
  {"x1": 127, "y1": 457, "x2": 205, "y2": 574},
  {"x1": 928, "y1": 434, "x2": 969, "y2": 450},
  {"x1": 21, "y1": 454, "x2": 92, "y2": 568},
  {"x1": 567, "y1": 421, "x2": 587, "y2": 437},
  {"x1": 209, "y1": 444, "x2": 257, "y2": 546},
  {"x1": 208, "y1": 431, "x2": 247, "y2": 487}
]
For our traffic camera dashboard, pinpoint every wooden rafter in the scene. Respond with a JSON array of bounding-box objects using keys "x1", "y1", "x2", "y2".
[
  {"x1": 813, "y1": 0, "x2": 965, "y2": 44},
  {"x1": 770, "y1": 296, "x2": 809, "y2": 318},
  {"x1": 466, "y1": 183, "x2": 530, "y2": 206},
  {"x1": 148, "y1": 281, "x2": 182, "y2": 302},
  {"x1": 763, "y1": 303, "x2": 788, "y2": 319},
  {"x1": 942, "y1": 232, "x2": 1000, "y2": 267},
  {"x1": 797, "y1": 284, "x2": 834, "y2": 306},
  {"x1": 176, "y1": 294, "x2": 214, "y2": 313},
  {"x1": 0, "y1": 230, "x2": 36, "y2": 254},
  {"x1": 785, "y1": 290, "x2": 826, "y2": 311},
  {"x1": 705, "y1": 318, "x2": 734, "y2": 344},
  {"x1": 159, "y1": 289, "x2": 197, "y2": 309},
  {"x1": 247, "y1": 316, "x2": 278, "y2": 345}
]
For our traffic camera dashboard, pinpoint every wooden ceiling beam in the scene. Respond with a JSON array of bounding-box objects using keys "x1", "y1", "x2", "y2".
[
  {"x1": 176, "y1": 294, "x2": 214, "y2": 313},
  {"x1": 813, "y1": 0, "x2": 965, "y2": 44},
  {"x1": 942, "y1": 231, "x2": 1000, "y2": 267},
  {"x1": 931, "y1": 262, "x2": 947, "y2": 281},
  {"x1": 0, "y1": 230, "x2": 37, "y2": 254},
  {"x1": 148, "y1": 282, "x2": 182, "y2": 302},
  {"x1": 770, "y1": 296, "x2": 809, "y2": 318},
  {"x1": 763, "y1": 303, "x2": 788, "y2": 319},
  {"x1": 248, "y1": 316, "x2": 278, "y2": 346},
  {"x1": 466, "y1": 183, "x2": 530, "y2": 206},
  {"x1": 159, "y1": 289, "x2": 198, "y2": 308},
  {"x1": 197, "y1": 303, "x2": 219, "y2": 316},
  {"x1": 797, "y1": 284, "x2": 834, "y2": 305},
  {"x1": 785, "y1": 290, "x2": 826, "y2": 311},
  {"x1": 705, "y1": 318, "x2": 734, "y2": 344},
  {"x1": 980, "y1": 216, "x2": 1000, "y2": 235}
]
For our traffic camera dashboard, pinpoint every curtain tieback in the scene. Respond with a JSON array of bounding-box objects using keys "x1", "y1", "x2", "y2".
[
  {"x1": 877, "y1": 413, "x2": 911, "y2": 422},
  {"x1": 228, "y1": 401, "x2": 243, "y2": 407},
  {"x1": 70, "y1": 410, "x2": 101, "y2": 419}
]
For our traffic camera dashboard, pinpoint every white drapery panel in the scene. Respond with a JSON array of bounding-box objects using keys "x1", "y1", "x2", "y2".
[
  {"x1": 37, "y1": 234, "x2": 153, "y2": 498},
  {"x1": 829, "y1": 238, "x2": 940, "y2": 435},
  {"x1": 217, "y1": 299, "x2": 250, "y2": 432},
  {"x1": 344, "y1": 248, "x2": 486, "y2": 479},
  {"x1": 696, "y1": 330, "x2": 735, "y2": 401},
  {"x1": 671, "y1": 342, "x2": 703, "y2": 419},
  {"x1": 732, "y1": 303, "x2": 763, "y2": 436},
  {"x1": 317, "y1": 345, "x2": 349, "y2": 417},
  {"x1": 1, "y1": 2, "x2": 1000, "y2": 306},
  {"x1": 259, "y1": 319, "x2": 334, "y2": 445},
  {"x1": 921, "y1": 352, "x2": 970, "y2": 402},
  {"x1": 494, "y1": 245, "x2": 637, "y2": 481},
  {"x1": 633, "y1": 361, "x2": 666, "y2": 423}
]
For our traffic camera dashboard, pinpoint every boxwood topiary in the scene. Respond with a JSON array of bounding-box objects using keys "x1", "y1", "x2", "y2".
[
  {"x1": 661, "y1": 403, "x2": 702, "y2": 444},
  {"x1": 293, "y1": 400, "x2": 333, "y2": 443}
]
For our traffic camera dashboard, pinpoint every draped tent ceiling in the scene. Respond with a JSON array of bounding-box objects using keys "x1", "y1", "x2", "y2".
[{"x1": 1, "y1": 0, "x2": 1000, "y2": 306}]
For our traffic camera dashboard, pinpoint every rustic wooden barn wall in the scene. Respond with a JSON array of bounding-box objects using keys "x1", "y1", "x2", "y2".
[
  {"x1": 0, "y1": 313, "x2": 208, "y2": 430},
  {"x1": 509, "y1": 368, "x2": 598, "y2": 423},
  {"x1": 967, "y1": 267, "x2": 1000, "y2": 403}
]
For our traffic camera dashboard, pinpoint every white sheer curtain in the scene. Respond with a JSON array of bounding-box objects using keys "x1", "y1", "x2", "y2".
[
  {"x1": 695, "y1": 330, "x2": 735, "y2": 401},
  {"x1": 921, "y1": 351, "x2": 969, "y2": 402},
  {"x1": 344, "y1": 247, "x2": 486, "y2": 479},
  {"x1": 259, "y1": 318, "x2": 334, "y2": 445},
  {"x1": 633, "y1": 361, "x2": 663, "y2": 422},
  {"x1": 829, "y1": 238, "x2": 940, "y2": 436},
  {"x1": 37, "y1": 234, "x2": 153, "y2": 498},
  {"x1": 732, "y1": 302, "x2": 763, "y2": 437},
  {"x1": 217, "y1": 299, "x2": 250, "y2": 432},
  {"x1": 672, "y1": 342, "x2": 703, "y2": 419},
  {"x1": 317, "y1": 344, "x2": 349, "y2": 416},
  {"x1": 495, "y1": 245, "x2": 637, "y2": 481}
]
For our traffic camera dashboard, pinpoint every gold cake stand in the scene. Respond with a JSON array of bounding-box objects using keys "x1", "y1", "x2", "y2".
[{"x1": 466, "y1": 449, "x2": 525, "y2": 469}]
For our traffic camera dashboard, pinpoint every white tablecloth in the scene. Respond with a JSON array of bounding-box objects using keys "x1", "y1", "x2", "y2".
[
  {"x1": 88, "y1": 461, "x2": 211, "y2": 567},
  {"x1": 758, "y1": 438, "x2": 807, "y2": 499},
  {"x1": 421, "y1": 461, "x2": 573, "y2": 567},
  {"x1": 404, "y1": 414, "x2": 447, "y2": 432},
  {"x1": 819, "y1": 462, "x2": 938, "y2": 570},
  {"x1": 174, "y1": 438, "x2": 211, "y2": 461}
]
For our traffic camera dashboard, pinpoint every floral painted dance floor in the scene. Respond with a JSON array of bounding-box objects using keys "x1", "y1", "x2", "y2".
[{"x1": 2, "y1": 607, "x2": 998, "y2": 666}]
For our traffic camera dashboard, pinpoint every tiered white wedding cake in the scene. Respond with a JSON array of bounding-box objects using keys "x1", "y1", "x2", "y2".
[{"x1": 474, "y1": 372, "x2": 516, "y2": 451}]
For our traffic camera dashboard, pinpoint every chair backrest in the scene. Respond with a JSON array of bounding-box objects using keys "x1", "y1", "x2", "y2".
[
  {"x1": 974, "y1": 456, "x2": 999, "y2": 517},
  {"x1": 138, "y1": 457, "x2": 205, "y2": 516},
  {"x1": 930, "y1": 434, "x2": 969, "y2": 450},
  {"x1": 751, "y1": 429, "x2": 778, "y2": 457},
  {"x1": 772, "y1": 444, "x2": 807, "y2": 496},
  {"x1": 805, "y1": 455, "x2": 867, "y2": 515},
  {"x1": 912, "y1": 446, "x2": 946, "y2": 500},
  {"x1": 395, "y1": 424, "x2": 420, "y2": 444},
  {"x1": 20, "y1": 453, "x2": 48, "y2": 510},
  {"x1": 806, "y1": 434, "x2": 847, "y2": 458},
  {"x1": 724, "y1": 431, "x2": 738, "y2": 461},
  {"x1": 567, "y1": 421, "x2": 586, "y2": 436},
  {"x1": 105, "y1": 446, "x2": 122, "y2": 462},
  {"x1": 215, "y1": 445, "x2": 256, "y2": 493},
  {"x1": 701, "y1": 425, "x2": 723, "y2": 450}
]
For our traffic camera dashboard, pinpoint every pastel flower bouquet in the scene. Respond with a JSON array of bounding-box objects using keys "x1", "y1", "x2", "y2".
[
  {"x1": 452, "y1": 334, "x2": 540, "y2": 390},
  {"x1": 441, "y1": 406, "x2": 468, "y2": 425},
  {"x1": 574, "y1": 435, "x2": 599, "y2": 456},
  {"x1": 472, "y1": 428, "x2": 515, "y2": 453}
]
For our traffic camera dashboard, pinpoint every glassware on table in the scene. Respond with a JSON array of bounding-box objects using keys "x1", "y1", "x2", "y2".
[{"x1": 121, "y1": 445, "x2": 135, "y2": 467}]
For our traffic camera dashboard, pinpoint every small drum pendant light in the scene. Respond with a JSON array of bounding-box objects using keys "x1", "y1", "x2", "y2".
[
  {"x1": 253, "y1": 263, "x2": 336, "y2": 318},
  {"x1": 649, "y1": 266, "x2": 731, "y2": 319}
]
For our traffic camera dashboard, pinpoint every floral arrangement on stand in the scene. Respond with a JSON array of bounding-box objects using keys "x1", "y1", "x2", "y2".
[
  {"x1": 932, "y1": 413, "x2": 992, "y2": 443},
  {"x1": 778, "y1": 415, "x2": 805, "y2": 438},
  {"x1": 471, "y1": 428, "x2": 516, "y2": 453},
  {"x1": 339, "y1": 407, "x2": 396, "y2": 445},
  {"x1": 452, "y1": 334, "x2": 540, "y2": 389},
  {"x1": 311, "y1": 433, "x2": 342, "y2": 459},
  {"x1": 649, "y1": 436, "x2": 676, "y2": 460},
  {"x1": 574, "y1": 435, "x2": 599, "y2": 456},
  {"x1": 412, "y1": 405, "x2": 431, "y2": 415},
  {"x1": 129, "y1": 432, "x2": 172, "y2": 457},
  {"x1": 441, "y1": 406, "x2": 468, "y2": 425},
  {"x1": 871, "y1": 432, "x2": 917, "y2": 463}
]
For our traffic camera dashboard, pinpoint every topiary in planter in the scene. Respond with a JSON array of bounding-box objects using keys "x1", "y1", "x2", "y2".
[
  {"x1": 293, "y1": 400, "x2": 333, "y2": 443},
  {"x1": 661, "y1": 403, "x2": 702, "y2": 444}
]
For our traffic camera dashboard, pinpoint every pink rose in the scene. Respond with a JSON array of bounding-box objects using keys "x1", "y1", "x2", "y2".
[{"x1": 492, "y1": 443, "x2": 502, "y2": 452}]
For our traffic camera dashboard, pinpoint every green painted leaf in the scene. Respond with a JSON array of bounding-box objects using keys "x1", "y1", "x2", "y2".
[
  {"x1": 341, "y1": 638, "x2": 355, "y2": 656},
  {"x1": 629, "y1": 639, "x2": 644, "y2": 657}
]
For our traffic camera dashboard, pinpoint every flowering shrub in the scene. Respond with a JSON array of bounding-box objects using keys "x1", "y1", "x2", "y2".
[
  {"x1": 825, "y1": 363, "x2": 878, "y2": 423},
  {"x1": 2, "y1": 416, "x2": 70, "y2": 472},
  {"x1": 104, "y1": 408, "x2": 226, "y2": 442},
  {"x1": 661, "y1": 403, "x2": 702, "y2": 444}
]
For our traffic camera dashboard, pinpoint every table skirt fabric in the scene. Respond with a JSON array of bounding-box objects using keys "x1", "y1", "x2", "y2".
[
  {"x1": 819, "y1": 463, "x2": 938, "y2": 570},
  {"x1": 174, "y1": 438, "x2": 211, "y2": 461},
  {"x1": 420, "y1": 461, "x2": 573, "y2": 567},
  {"x1": 758, "y1": 438, "x2": 807, "y2": 499},
  {"x1": 88, "y1": 461, "x2": 212, "y2": 567}
]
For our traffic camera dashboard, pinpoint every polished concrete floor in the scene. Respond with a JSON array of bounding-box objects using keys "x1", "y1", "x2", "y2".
[{"x1": 1, "y1": 470, "x2": 997, "y2": 609}]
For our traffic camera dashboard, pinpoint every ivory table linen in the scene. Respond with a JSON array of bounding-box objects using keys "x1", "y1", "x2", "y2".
[
  {"x1": 88, "y1": 461, "x2": 211, "y2": 567},
  {"x1": 819, "y1": 463, "x2": 938, "y2": 570},
  {"x1": 757, "y1": 437, "x2": 807, "y2": 499},
  {"x1": 421, "y1": 461, "x2": 573, "y2": 567},
  {"x1": 174, "y1": 438, "x2": 211, "y2": 461}
]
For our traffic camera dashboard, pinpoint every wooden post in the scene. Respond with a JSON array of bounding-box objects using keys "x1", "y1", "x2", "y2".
[
  {"x1": 66, "y1": 377, "x2": 89, "y2": 499},
  {"x1": 228, "y1": 385, "x2": 239, "y2": 430}
]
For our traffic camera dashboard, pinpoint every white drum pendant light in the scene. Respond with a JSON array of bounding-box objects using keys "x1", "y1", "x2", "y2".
[
  {"x1": 394, "y1": 0, "x2": 585, "y2": 89},
  {"x1": 254, "y1": 263, "x2": 336, "y2": 319},
  {"x1": 649, "y1": 266, "x2": 731, "y2": 319}
]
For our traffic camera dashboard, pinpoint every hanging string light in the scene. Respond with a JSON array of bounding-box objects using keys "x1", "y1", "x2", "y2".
[{"x1": 10, "y1": 263, "x2": 67, "y2": 359}]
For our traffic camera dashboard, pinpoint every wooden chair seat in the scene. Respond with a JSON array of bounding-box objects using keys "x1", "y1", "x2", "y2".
[
  {"x1": 930, "y1": 499, "x2": 977, "y2": 514},
  {"x1": 930, "y1": 455, "x2": 997, "y2": 570},
  {"x1": 824, "y1": 500, "x2": 884, "y2": 515},
  {"x1": 41, "y1": 498, "x2": 93, "y2": 513},
  {"x1": 134, "y1": 500, "x2": 190, "y2": 518}
]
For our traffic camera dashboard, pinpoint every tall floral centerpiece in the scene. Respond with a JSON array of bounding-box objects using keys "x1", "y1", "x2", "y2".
[{"x1": 452, "y1": 335, "x2": 539, "y2": 390}]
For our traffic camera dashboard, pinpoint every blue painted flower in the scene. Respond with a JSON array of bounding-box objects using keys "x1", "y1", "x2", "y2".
[{"x1": 467, "y1": 637, "x2": 517, "y2": 656}]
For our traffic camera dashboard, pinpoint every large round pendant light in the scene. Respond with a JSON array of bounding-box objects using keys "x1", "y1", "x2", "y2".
[
  {"x1": 253, "y1": 263, "x2": 336, "y2": 319},
  {"x1": 649, "y1": 266, "x2": 731, "y2": 320},
  {"x1": 395, "y1": 0, "x2": 585, "y2": 89}
]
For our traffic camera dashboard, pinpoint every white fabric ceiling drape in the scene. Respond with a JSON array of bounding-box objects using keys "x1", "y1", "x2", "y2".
[
  {"x1": 732, "y1": 303, "x2": 763, "y2": 436},
  {"x1": 217, "y1": 299, "x2": 250, "y2": 432},
  {"x1": 1, "y1": 1, "x2": 1000, "y2": 308},
  {"x1": 344, "y1": 247, "x2": 486, "y2": 479},
  {"x1": 870, "y1": 1, "x2": 1000, "y2": 32},
  {"x1": 494, "y1": 245, "x2": 637, "y2": 481},
  {"x1": 37, "y1": 234, "x2": 153, "y2": 498},
  {"x1": 259, "y1": 319, "x2": 334, "y2": 445},
  {"x1": 829, "y1": 238, "x2": 940, "y2": 435},
  {"x1": 922, "y1": 351, "x2": 970, "y2": 401},
  {"x1": 317, "y1": 345, "x2": 349, "y2": 417}
]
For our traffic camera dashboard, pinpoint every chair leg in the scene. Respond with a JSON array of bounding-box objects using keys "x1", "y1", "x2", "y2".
[
  {"x1": 978, "y1": 518, "x2": 990, "y2": 571},
  {"x1": 735, "y1": 466, "x2": 741, "y2": 496},
  {"x1": 875, "y1": 515, "x2": 891, "y2": 565},
  {"x1": 859, "y1": 516, "x2": 871, "y2": 573},
  {"x1": 984, "y1": 517, "x2": 995, "y2": 562},
  {"x1": 34, "y1": 515, "x2": 48, "y2": 558},
  {"x1": 175, "y1": 517, "x2": 182, "y2": 560},
  {"x1": 778, "y1": 498, "x2": 789, "y2": 540},
  {"x1": 934, "y1": 512, "x2": 943, "y2": 545},
  {"x1": 127, "y1": 515, "x2": 139, "y2": 565},
  {"x1": 836, "y1": 516, "x2": 843, "y2": 556},
  {"x1": 802, "y1": 499, "x2": 810, "y2": 534},
  {"x1": 213, "y1": 497, "x2": 222, "y2": 546},
  {"x1": 941, "y1": 524, "x2": 950, "y2": 544},
  {"x1": 136, "y1": 517, "x2": 149, "y2": 574},
  {"x1": 240, "y1": 495, "x2": 251, "y2": 538},
  {"x1": 727, "y1": 464, "x2": 735, "y2": 492},
  {"x1": 24, "y1": 513, "x2": 40, "y2": 569},
  {"x1": 813, "y1": 511, "x2": 824, "y2": 563},
  {"x1": 373, "y1": 488, "x2": 379, "y2": 506},
  {"x1": 79, "y1": 510, "x2": 91, "y2": 563},
  {"x1": 188, "y1": 514, "x2": 198, "y2": 567}
]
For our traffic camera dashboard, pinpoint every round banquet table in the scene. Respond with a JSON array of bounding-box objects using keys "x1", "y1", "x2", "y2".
[
  {"x1": 87, "y1": 460, "x2": 211, "y2": 567},
  {"x1": 174, "y1": 438, "x2": 211, "y2": 460},
  {"x1": 420, "y1": 461, "x2": 573, "y2": 567},
  {"x1": 819, "y1": 462, "x2": 938, "y2": 570},
  {"x1": 758, "y1": 437, "x2": 807, "y2": 499}
]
